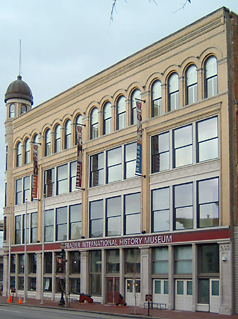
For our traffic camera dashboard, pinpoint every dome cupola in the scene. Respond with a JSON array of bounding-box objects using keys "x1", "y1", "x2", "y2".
[{"x1": 5, "y1": 75, "x2": 33, "y2": 105}]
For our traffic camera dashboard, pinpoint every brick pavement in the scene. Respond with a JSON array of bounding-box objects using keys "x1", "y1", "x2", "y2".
[{"x1": 0, "y1": 295, "x2": 238, "y2": 318}]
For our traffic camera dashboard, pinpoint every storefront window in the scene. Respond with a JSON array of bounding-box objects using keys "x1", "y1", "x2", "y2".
[
  {"x1": 70, "y1": 251, "x2": 80, "y2": 274},
  {"x1": 90, "y1": 251, "x2": 102, "y2": 296},
  {"x1": 18, "y1": 254, "x2": 24, "y2": 274},
  {"x1": 153, "y1": 247, "x2": 168, "y2": 274},
  {"x1": 45, "y1": 252, "x2": 52, "y2": 273},
  {"x1": 107, "y1": 250, "x2": 120, "y2": 273},
  {"x1": 199, "y1": 244, "x2": 219, "y2": 274},
  {"x1": 29, "y1": 253, "x2": 37, "y2": 274},
  {"x1": 125, "y1": 249, "x2": 140, "y2": 274},
  {"x1": 175, "y1": 246, "x2": 192, "y2": 274}
]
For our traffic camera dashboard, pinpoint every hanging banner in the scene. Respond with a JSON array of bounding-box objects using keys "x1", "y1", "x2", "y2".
[
  {"x1": 76, "y1": 125, "x2": 83, "y2": 188},
  {"x1": 32, "y1": 144, "x2": 38, "y2": 199},
  {"x1": 136, "y1": 100, "x2": 142, "y2": 175}
]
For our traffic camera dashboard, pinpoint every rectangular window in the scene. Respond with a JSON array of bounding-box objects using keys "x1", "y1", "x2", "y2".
[
  {"x1": 16, "y1": 178, "x2": 22, "y2": 205},
  {"x1": 18, "y1": 254, "x2": 24, "y2": 274},
  {"x1": 197, "y1": 117, "x2": 218, "y2": 162},
  {"x1": 173, "y1": 125, "x2": 193, "y2": 168},
  {"x1": 31, "y1": 212, "x2": 38, "y2": 243},
  {"x1": 199, "y1": 244, "x2": 219, "y2": 274},
  {"x1": 56, "y1": 207, "x2": 67, "y2": 241},
  {"x1": 124, "y1": 142, "x2": 136, "y2": 179},
  {"x1": 90, "y1": 152, "x2": 104, "y2": 187},
  {"x1": 106, "y1": 249, "x2": 120, "y2": 273},
  {"x1": 125, "y1": 248, "x2": 140, "y2": 274},
  {"x1": 44, "y1": 209, "x2": 54, "y2": 242},
  {"x1": 198, "y1": 177, "x2": 219, "y2": 228},
  {"x1": 4, "y1": 183, "x2": 7, "y2": 207},
  {"x1": 107, "y1": 147, "x2": 122, "y2": 183},
  {"x1": 70, "y1": 251, "x2": 80, "y2": 274},
  {"x1": 15, "y1": 215, "x2": 21, "y2": 244},
  {"x1": 57, "y1": 164, "x2": 68, "y2": 195},
  {"x1": 125, "y1": 193, "x2": 141, "y2": 235},
  {"x1": 152, "y1": 187, "x2": 170, "y2": 232},
  {"x1": 198, "y1": 279, "x2": 209, "y2": 303},
  {"x1": 106, "y1": 196, "x2": 121, "y2": 236},
  {"x1": 29, "y1": 253, "x2": 37, "y2": 274},
  {"x1": 69, "y1": 204, "x2": 82, "y2": 240},
  {"x1": 4, "y1": 216, "x2": 7, "y2": 241},
  {"x1": 90, "y1": 250, "x2": 102, "y2": 296},
  {"x1": 23, "y1": 213, "x2": 29, "y2": 244},
  {"x1": 151, "y1": 132, "x2": 170, "y2": 173},
  {"x1": 174, "y1": 183, "x2": 193, "y2": 230},
  {"x1": 45, "y1": 252, "x2": 52, "y2": 273},
  {"x1": 70, "y1": 278, "x2": 80, "y2": 294},
  {"x1": 153, "y1": 247, "x2": 168, "y2": 274},
  {"x1": 70, "y1": 161, "x2": 77, "y2": 192},
  {"x1": 175, "y1": 246, "x2": 192, "y2": 274},
  {"x1": 154, "y1": 280, "x2": 161, "y2": 294},
  {"x1": 23, "y1": 176, "x2": 31, "y2": 203},
  {"x1": 89, "y1": 200, "x2": 103, "y2": 238},
  {"x1": 44, "y1": 168, "x2": 55, "y2": 198},
  {"x1": 187, "y1": 281, "x2": 193, "y2": 295}
]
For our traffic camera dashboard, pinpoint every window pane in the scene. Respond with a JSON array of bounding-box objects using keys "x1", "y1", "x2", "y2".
[
  {"x1": 212, "y1": 281, "x2": 219, "y2": 296},
  {"x1": 117, "y1": 96, "x2": 126, "y2": 130},
  {"x1": 199, "y1": 244, "x2": 219, "y2": 274},
  {"x1": 177, "y1": 281, "x2": 184, "y2": 295},
  {"x1": 199, "y1": 279, "x2": 209, "y2": 303},
  {"x1": 152, "y1": 80, "x2": 162, "y2": 117},
  {"x1": 164, "y1": 281, "x2": 169, "y2": 294},
  {"x1": 154, "y1": 280, "x2": 161, "y2": 294},
  {"x1": 187, "y1": 281, "x2": 192, "y2": 295},
  {"x1": 125, "y1": 214, "x2": 140, "y2": 235}
]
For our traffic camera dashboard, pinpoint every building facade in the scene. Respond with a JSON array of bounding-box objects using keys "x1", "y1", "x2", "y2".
[{"x1": 2, "y1": 7, "x2": 238, "y2": 315}]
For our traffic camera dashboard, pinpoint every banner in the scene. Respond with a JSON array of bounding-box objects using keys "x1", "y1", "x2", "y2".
[
  {"x1": 76, "y1": 125, "x2": 83, "y2": 188},
  {"x1": 136, "y1": 100, "x2": 142, "y2": 175},
  {"x1": 32, "y1": 144, "x2": 38, "y2": 199}
]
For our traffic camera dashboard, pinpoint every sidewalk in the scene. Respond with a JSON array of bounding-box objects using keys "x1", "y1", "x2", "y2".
[{"x1": 0, "y1": 295, "x2": 237, "y2": 318}]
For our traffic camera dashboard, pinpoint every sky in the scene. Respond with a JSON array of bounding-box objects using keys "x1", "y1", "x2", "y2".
[{"x1": 0, "y1": 0, "x2": 237, "y2": 226}]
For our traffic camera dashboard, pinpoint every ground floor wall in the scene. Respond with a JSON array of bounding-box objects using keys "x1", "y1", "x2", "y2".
[{"x1": 2, "y1": 230, "x2": 233, "y2": 315}]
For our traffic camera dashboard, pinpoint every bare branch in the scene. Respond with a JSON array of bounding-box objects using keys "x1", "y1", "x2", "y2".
[{"x1": 173, "y1": 0, "x2": 191, "y2": 14}]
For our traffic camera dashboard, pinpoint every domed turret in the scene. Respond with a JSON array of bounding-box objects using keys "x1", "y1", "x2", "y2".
[{"x1": 5, "y1": 75, "x2": 33, "y2": 105}]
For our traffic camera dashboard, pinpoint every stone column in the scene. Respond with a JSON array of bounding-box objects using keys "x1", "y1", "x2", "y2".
[
  {"x1": 80, "y1": 251, "x2": 88, "y2": 294},
  {"x1": 140, "y1": 247, "x2": 151, "y2": 307},
  {"x1": 168, "y1": 245, "x2": 174, "y2": 310},
  {"x1": 36, "y1": 252, "x2": 41, "y2": 299}
]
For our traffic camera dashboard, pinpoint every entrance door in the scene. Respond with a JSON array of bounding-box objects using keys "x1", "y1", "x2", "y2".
[
  {"x1": 153, "y1": 279, "x2": 169, "y2": 307},
  {"x1": 107, "y1": 277, "x2": 119, "y2": 304},
  {"x1": 210, "y1": 279, "x2": 219, "y2": 313},
  {"x1": 125, "y1": 279, "x2": 141, "y2": 306},
  {"x1": 175, "y1": 280, "x2": 193, "y2": 311}
]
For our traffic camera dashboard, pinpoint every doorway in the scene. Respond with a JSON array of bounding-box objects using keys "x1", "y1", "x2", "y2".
[{"x1": 107, "y1": 277, "x2": 119, "y2": 304}]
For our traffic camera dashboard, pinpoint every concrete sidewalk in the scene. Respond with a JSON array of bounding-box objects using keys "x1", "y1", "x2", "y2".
[{"x1": 0, "y1": 295, "x2": 237, "y2": 318}]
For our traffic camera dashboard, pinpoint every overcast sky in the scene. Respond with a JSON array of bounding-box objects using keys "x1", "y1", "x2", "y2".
[{"x1": 0, "y1": 0, "x2": 237, "y2": 225}]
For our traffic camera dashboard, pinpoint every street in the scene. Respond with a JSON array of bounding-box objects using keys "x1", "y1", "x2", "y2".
[{"x1": 0, "y1": 304, "x2": 125, "y2": 319}]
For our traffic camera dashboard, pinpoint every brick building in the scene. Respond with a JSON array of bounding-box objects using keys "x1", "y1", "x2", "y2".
[{"x1": 2, "y1": 7, "x2": 238, "y2": 315}]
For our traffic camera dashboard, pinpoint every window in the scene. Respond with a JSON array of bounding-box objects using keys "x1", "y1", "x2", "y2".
[
  {"x1": 107, "y1": 147, "x2": 122, "y2": 183},
  {"x1": 186, "y1": 65, "x2": 198, "y2": 105},
  {"x1": 54, "y1": 125, "x2": 61, "y2": 153},
  {"x1": 44, "y1": 168, "x2": 55, "y2": 198},
  {"x1": 124, "y1": 142, "x2": 136, "y2": 179},
  {"x1": 90, "y1": 108, "x2": 98, "y2": 139},
  {"x1": 168, "y1": 73, "x2": 179, "y2": 111},
  {"x1": 56, "y1": 207, "x2": 67, "y2": 241},
  {"x1": 197, "y1": 117, "x2": 218, "y2": 162},
  {"x1": 33, "y1": 134, "x2": 39, "y2": 145},
  {"x1": 198, "y1": 177, "x2": 219, "y2": 227},
  {"x1": 57, "y1": 164, "x2": 68, "y2": 195},
  {"x1": 15, "y1": 215, "x2": 21, "y2": 244},
  {"x1": 199, "y1": 244, "x2": 219, "y2": 274},
  {"x1": 175, "y1": 246, "x2": 192, "y2": 274},
  {"x1": 90, "y1": 251, "x2": 102, "y2": 295},
  {"x1": 174, "y1": 183, "x2": 193, "y2": 230},
  {"x1": 21, "y1": 104, "x2": 27, "y2": 114},
  {"x1": 131, "y1": 89, "x2": 141, "y2": 125},
  {"x1": 16, "y1": 142, "x2": 22, "y2": 167},
  {"x1": 70, "y1": 279, "x2": 80, "y2": 294},
  {"x1": 152, "y1": 187, "x2": 170, "y2": 232},
  {"x1": 5, "y1": 145, "x2": 8, "y2": 171},
  {"x1": 69, "y1": 204, "x2": 82, "y2": 240},
  {"x1": 10, "y1": 254, "x2": 16, "y2": 273},
  {"x1": 125, "y1": 248, "x2": 140, "y2": 273},
  {"x1": 173, "y1": 125, "x2": 193, "y2": 168},
  {"x1": 23, "y1": 213, "x2": 29, "y2": 244},
  {"x1": 89, "y1": 200, "x2": 103, "y2": 238},
  {"x1": 106, "y1": 196, "x2": 121, "y2": 236},
  {"x1": 9, "y1": 103, "x2": 15, "y2": 118},
  {"x1": 153, "y1": 247, "x2": 168, "y2": 274},
  {"x1": 29, "y1": 253, "x2": 37, "y2": 274},
  {"x1": 16, "y1": 178, "x2": 22, "y2": 205},
  {"x1": 24, "y1": 139, "x2": 30, "y2": 164},
  {"x1": 151, "y1": 80, "x2": 162, "y2": 117},
  {"x1": 4, "y1": 216, "x2": 7, "y2": 241},
  {"x1": 45, "y1": 252, "x2": 52, "y2": 273},
  {"x1": 90, "y1": 152, "x2": 104, "y2": 187},
  {"x1": 75, "y1": 114, "x2": 83, "y2": 145},
  {"x1": 4, "y1": 183, "x2": 7, "y2": 207},
  {"x1": 103, "y1": 102, "x2": 111, "y2": 135},
  {"x1": 31, "y1": 212, "x2": 38, "y2": 243},
  {"x1": 65, "y1": 120, "x2": 71, "y2": 149},
  {"x1": 70, "y1": 161, "x2": 77, "y2": 192},
  {"x1": 45, "y1": 129, "x2": 51, "y2": 156},
  {"x1": 116, "y1": 96, "x2": 126, "y2": 130},
  {"x1": 107, "y1": 250, "x2": 120, "y2": 273},
  {"x1": 70, "y1": 251, "x2": 80, "y2": 274},
  {"x1": 18, "y1": 255, "x2": 24, "y2": 273},
  {"x1": 151, "y1": 132, "x2": 170, "y2": 173},
  {"x1": 125, "y1": 193, "x2": 141, "y2": 235},
  {"x1": 44, "y1": 209, "x2": 54, "y2": 242},
  {"x1": 205, "y1": 56, "x2": 218, "y2": 98},
  {"x1": 23, "y1": 176, "x2": 31, "y2": 203}
]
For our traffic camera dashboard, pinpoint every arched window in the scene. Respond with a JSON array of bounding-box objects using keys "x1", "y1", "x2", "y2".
[
  {"x1": 103, "y1": 102, "x2": 111, "y2": 135},
  {"x1": 75, "y1": 114, "x2": 83, "y2": 145},
  {"x1": 151, "y1": 80, "x2": 162, "y2": 117},
  {"x1": 33, "y1": 134, "x2": 39, "y2": 145},
  {"x1": 90, "y1": 108, "x2": 98, "y2": 139},
  {"x1": 205, "y1": 56, "x2": 218, "y2": 98},
  {"x1": 131, "y1": 89, "x2": 141, "y2": 125},
  {"x1": 45, "y1": 129, "x2": 51, "y2": 156},
  {"x1": 55, "y1": 125, "x2": 61, "y2": 153},
  {"x1": 168, "y1": 73, "x2": 179, "y2": 111},
  {"x1": 65, "y1": 120, "x2": 71, "y2": 149},
  {"x1": 186, "y1": 65, "x2": 198, "y2": 105},
  {"x1": 16, "y1": 142, "x2": 22, "y2": 167},
  {"x1": 21, "y1": 104, "x2": 27, "y2": 114},
  {"x1": 9, "y1": 104, "x2": 15, "y2": 118},
  {"x1": 116, "y1": 96, "x2": 126, "y2": 130},
  {"x1": 25, "y1": 138, "x2": 30, "y2": 164}
]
